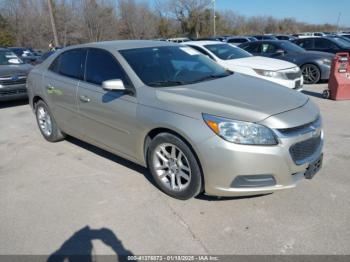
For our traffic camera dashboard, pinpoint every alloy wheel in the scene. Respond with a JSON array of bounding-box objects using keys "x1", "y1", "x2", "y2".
[
  {"x1": 152, "y1": 143, "x2": 191, "y2": 191},
  {"x1": 301, "y1": 64, "x2": 320, "y2": 84},
  {"x1": 37, "y1": 106, "x2": 52, "y2": 137}
]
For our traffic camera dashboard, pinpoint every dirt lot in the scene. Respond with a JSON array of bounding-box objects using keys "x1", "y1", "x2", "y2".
[{"x1": 0, "y1": 83, "x2": 349, "y2": 257}]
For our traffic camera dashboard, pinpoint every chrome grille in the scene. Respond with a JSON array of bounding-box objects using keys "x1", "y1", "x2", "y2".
[
  {"x1": 0, "y1": 75, "x2": 27, "y2": 86},
  {"x1": 289, "y1": 135, "x2": 322, "y2": 165}
]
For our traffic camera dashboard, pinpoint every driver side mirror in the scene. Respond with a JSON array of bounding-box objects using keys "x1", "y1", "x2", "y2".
[{"x1": 102, "y1": 79, "x2": 125, "y2": 91}]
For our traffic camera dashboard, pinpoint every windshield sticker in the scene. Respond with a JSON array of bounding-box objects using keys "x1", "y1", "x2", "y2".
[{"x1": 180, "y1": 47, "x2": 200, "y2": 56}]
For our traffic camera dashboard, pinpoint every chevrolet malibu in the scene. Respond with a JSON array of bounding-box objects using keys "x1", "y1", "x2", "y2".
[{"x1": 27, "y1": 41, "x2": 324, "y2": 200}]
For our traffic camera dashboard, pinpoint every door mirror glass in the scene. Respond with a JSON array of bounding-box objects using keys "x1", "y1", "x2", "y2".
[{"x1": 102, "y1": 79, "x2": 125, "y2": 91}]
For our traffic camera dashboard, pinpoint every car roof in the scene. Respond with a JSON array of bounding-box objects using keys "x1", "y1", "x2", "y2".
[
  {"x1": 185, "y1": 40, "x2": 227, "y2": 46},
  {"x1": 64, "y1": 40, "x2": 178, "y2": 51}
]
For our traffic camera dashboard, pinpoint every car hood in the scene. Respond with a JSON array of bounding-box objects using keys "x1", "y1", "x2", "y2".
[
  {"x1": 152, "y1": 73, "x2": 308, "y2": 123},
  {"x1": 224, "y1": 56, "x2": 297, "y2": 71},
  {"x1": 0, "y1": 64, "x2": 33, "y2": 76}
]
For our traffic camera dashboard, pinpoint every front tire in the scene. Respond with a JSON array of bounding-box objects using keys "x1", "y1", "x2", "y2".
[
  {"x1": 301, "y1": 64, "x2": 321, "y2": 84},
  {"x1": 35, "y1": 100, "x2": 65, "y2": 142},
  {"x1": 147, "y1": 133, "x2": 203, "y2": 200}
]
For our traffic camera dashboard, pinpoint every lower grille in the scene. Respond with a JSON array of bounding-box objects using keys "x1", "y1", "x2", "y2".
[
  {"x1": 0, "y1": 88, "x2": 27, "y2": 96},
  {"x1": 285, "y1": 70, "x2": 302, "y2": 80},
  {"x1": 289, "y1": 135, "x2": 322, "y2": 164}
]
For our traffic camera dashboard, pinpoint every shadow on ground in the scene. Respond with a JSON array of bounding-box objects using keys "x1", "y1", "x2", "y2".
[
  {"x1": 196, "y1": 193, "x2": 271, "y2": 201},
  {"x1": 302, "y1": 90, "x2": 324, "y2": 99},
  {"x1": 0, "y1": 99, "x2": 28, "y2": 109},
  {"x1": 65, "y1": 136, "x2": 157, "y2": 189},
  {"x1": 47, "y1": 226, "x2": 133, "y2": 262},
  {"x1": 66, "y1": 136, "x2": 270, "y2": 202}
]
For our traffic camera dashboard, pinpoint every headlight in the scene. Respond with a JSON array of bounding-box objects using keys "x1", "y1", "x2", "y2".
[
  {"x1": 320, "y1": 58, "x2": 331, "y2": 66},
  {"x1": 253, "y1": 69, "x2": 287, "y2": 80},
  {"x1": 203, "y1": 114, "x2": 278, "y2": 145}
]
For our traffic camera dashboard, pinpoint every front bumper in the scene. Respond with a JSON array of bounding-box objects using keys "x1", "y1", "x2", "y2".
[
  {"x1": 0, "y1": 84, "x2": 28, "y2": 101},
  {"x1": 196, "y1": 128, "x2": 323, "y2": 197}
]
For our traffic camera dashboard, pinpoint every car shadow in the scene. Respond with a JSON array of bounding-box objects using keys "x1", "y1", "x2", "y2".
[
  {"x1": 65, "y1": 136, "x2": 157, "y2": 189},
  {"x1": 195, "y1": 193, "x2": 272, "y2": 202},
  {"x1": 47, "y1": 226, "x2": 133, "y2": 262},
  {"x1": 0, "y1": 99, "x2": 28, "y2": 109},
  {"x1": 302, "y1": 90, "x2": 324, "y2": 98},
  {"x1": 66, "y1": 136, "x2": 273, "y2": 202}
]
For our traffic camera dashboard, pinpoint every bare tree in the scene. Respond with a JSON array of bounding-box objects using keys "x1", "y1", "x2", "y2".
[{"x1": 117, "y1": 0, "x2": 157, "y2": 39}]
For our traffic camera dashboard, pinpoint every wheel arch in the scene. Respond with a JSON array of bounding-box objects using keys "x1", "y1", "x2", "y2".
[{"x1": 143, "y1": 127, "x2": 205, "y2": 191}]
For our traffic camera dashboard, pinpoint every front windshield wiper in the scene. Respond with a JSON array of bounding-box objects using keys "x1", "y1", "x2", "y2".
[
  {"x1": 147, "y1": 80, "x2": 185, "y2": 87},
  {"x1": 189, "y1": 71, "x2": 233, "y2": 84}
]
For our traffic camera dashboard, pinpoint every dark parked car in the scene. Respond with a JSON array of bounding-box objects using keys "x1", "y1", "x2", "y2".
[
  {"x1": 239, "y1": 40, "x2": 334, "y2": 84},
  {"x1": 0, "y1": 48, "x2": 33, "y2": 101},
  {"x1": 33, "y1": 51, "x2": 56, "y2": 65},
  {"x1": 8, "y1": 47, "x2": 41, "y2": 64},
  {"x1": 275, "y1": 35, "x2": 297, "y2": 41},
  {"x1": 251, "y1": 35, "x2": 278, "y2": 40},
  {"x1": 225, "y1": 36, "x2": 257, "y2": 45},
  {"x1": 293, "y1": 37, "x2": 350, "y2": 55}
]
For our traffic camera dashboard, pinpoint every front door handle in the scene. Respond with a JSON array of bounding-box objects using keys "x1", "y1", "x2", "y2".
[{"x1": 79, "y1": 95, "x2": 90, "y2": 103}]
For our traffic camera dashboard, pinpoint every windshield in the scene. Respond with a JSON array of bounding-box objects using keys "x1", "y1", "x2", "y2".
[
  {"x1": 204, "y1": 44, "x2": 252, "y2": 60},
  {"x1": 331, "y1": 37, "x2": 350, "y2": 47},
  {"x1": 120, "y1": 46, "x2": 232, "y2": 87},
  {"x1": 279, "y1": 41, "x2": 305, "y2": 53},
  {"x1": 0, "y1": 51, "x2": 23, "y2": 65}
]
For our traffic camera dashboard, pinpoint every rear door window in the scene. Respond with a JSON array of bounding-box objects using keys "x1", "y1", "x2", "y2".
[{"x1": 314, "y1": 38, "x2": 337, "y2": 49}]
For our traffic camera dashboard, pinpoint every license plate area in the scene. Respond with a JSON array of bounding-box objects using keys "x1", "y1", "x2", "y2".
[{"x1": 304, "y1": 154, "x2": 323, "y2": 179}]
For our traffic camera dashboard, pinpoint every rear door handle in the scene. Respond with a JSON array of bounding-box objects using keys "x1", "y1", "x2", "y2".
[{"x1": 79, "y1": 95, "x2": 90, "y2": 103}]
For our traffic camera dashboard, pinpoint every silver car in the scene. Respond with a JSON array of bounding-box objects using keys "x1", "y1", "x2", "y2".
[{"x1": 27, "y1": 41, "x2": 324, "y2": 200}]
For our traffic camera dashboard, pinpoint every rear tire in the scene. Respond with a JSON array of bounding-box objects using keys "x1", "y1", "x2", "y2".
[
  {"x1": 35, "y1": 100, "x2": 65, "y2": 142},
  {"x1": 147, "y1": 133, "x2": 203, "y2": 200}
]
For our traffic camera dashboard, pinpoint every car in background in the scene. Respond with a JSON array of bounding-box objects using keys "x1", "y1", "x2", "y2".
[
  {"x1": 167, "y1": 37, "x2": 190, "y2": 43},
  {"x1": 296, "y1": 32, "x2": 327, "y2": 38},
  {"x1": 339, "y1": 33, "x2": 350, "y2": 40},
  {"x1": 8, "y1": 47, "x2": 41, "y2": 64},
  {"x1": 251, "y1": 35, "x2": 278, "y2": 40},
  {"x1": 0, "y1": 48, "x2": 33, "y2": 101},
  {"x1": 275, "y1": 35, "x2": 297, "y2": 41},
  {"x1": 194, "y1": 37, "x2": 222, "y2": 41},
  {"x1": 293, "y1": 37, "x2": 350, "y2": 55},
  {"x1": 239, "y1": 40, "x2": 334, "y2": 84},
  {"x1": 185, "y1": 41, "x2": 303, "y2": 90},
  {"x1": 27, "y1": 40, "x2": 323, "y2": 199},
  {"x1": 33, "y1": 50, "x2": 57, "y2": 65},
  {"x1": 225, "y1": 36, "x2": 258, "y2": 46}
]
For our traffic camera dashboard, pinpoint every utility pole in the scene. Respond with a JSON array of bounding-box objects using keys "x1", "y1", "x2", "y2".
[
  {"x1": 336, "y1": 12, "x2": 341, "y2": 32},
  {"x1": 213, "y1": 0, "x2": 216, "y2": 36},
  {"x1": 48, "y1": 0, "x2": 59, "y2": 47}
]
